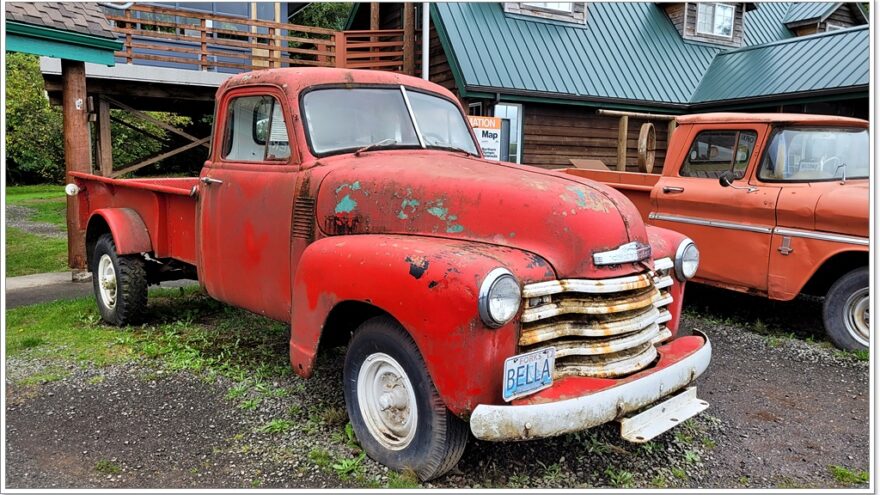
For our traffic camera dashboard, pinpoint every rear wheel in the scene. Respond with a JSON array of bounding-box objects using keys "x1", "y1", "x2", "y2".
[
  {"x1": 823, "y1": 267, "x2": 869, "y2": 350},
  {"x1": 92, "y1": 234, "x2": 147, "y2": 326},
  {"x1": 343, "y1": 316, "x2": 468, "y2": 481}
]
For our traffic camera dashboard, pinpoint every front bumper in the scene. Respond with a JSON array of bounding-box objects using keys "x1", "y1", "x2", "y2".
[{"x1": 469, "y1": 332, "x2": 711, "y2": 441}]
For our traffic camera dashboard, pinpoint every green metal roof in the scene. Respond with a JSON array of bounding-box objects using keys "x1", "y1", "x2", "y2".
[
  {"x1": 783, "y1": 2, "x2": 840, "y2": 25},
  {"x1": 690, "y1": 26, "x2": 868, "y2": 104},
  {"x1": 434, "y1": 2, "x2": 720, "y2": 108},
  {"x1": 743, "y1": 2, "x2": 794, "y2": 46}
]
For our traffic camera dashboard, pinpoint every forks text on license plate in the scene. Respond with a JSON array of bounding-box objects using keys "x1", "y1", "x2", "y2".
[{"x1": 502, "y1": 347, "x2": 556, "y2": 402}]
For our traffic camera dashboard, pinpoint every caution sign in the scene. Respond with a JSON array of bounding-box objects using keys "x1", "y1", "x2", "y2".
[{"x1": 468, "y1": 116, "x2": 503, "y2": 161}]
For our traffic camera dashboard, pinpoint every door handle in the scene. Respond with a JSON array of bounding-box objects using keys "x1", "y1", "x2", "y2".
[
  {"x1": 662, "y1": 186, "x2": 684, "y2": 194},
  {"x1": 200, "y1": 177, "x2": 223, "y2": 185}
]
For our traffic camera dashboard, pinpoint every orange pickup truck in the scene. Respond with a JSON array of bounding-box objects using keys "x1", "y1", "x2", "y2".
[{"x1": 563, "y1": 113, "x2": 869, "y2": 350}]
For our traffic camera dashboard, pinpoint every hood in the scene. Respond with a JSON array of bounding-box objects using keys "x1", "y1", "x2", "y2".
[
  {"x1": 314, "y1": 151, "x2": 650, "y2": 279},
  {"x1": 814, "y1": 182, "x2": 869, "y2": 237}
]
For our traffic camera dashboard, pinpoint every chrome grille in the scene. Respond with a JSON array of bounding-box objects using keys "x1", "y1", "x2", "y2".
[{"x1": 520, "y1": 258, "x2": 675, "y2": 379}]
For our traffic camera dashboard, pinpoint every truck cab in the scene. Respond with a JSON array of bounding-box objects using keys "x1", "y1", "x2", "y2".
[
  {"x1": 70, "y1": 68, "x2": 711, "y2": 480},
  {"x1": 563, "y1": 113, "x2": 869, "y2": 350}
]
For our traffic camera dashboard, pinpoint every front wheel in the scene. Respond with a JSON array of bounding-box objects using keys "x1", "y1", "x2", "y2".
[
  {"x1": 343, "y1": 316, "x2": 468, "y2": 481},
  {"x1": 91, "y1": 234, "x2": 148, "y2": 326},
  {"x1": 823, "y1": 267, "x2": 869, "y2": 350}
]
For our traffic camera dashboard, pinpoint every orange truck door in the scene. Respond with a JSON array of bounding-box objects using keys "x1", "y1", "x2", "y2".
[
  {"x1": 198, "y1": 88, "x2": 299, "y2": 322},
  {"x1": 650, "y1": 123, "x2": 781, "y2": 294}
]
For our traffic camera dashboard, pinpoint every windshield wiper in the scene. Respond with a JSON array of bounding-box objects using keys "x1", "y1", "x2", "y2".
[
  {"x1": 425, "y1": 139, "x2": 473, "y2": 157},
  {"x1": 355, "y1": 138, "x2": 397, "y2": 156},
  {"x1": 834, "y1": 162, "x2": 848, "y2": 184}
]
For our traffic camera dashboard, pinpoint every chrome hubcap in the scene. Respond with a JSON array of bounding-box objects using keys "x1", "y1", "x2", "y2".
[
  {"x1": 98, "y1": 254, "x2": 117, "y2": 310},
  {"x1": 357, "y1": 352, "x2": 417, "y2": 450},
  {"x1": 844, "y1": 288, "x2": 869, "y2": 346}
]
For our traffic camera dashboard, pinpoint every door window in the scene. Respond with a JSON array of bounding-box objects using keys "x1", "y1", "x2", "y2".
[
  {"x1": 221, "y1": 95, "x2": 291, "y2": 162},
  {"x1": 680, "y1": 130, "x2": 757, "y2": 179}
]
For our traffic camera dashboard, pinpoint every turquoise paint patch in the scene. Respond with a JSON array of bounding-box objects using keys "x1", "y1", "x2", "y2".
[
  {"x1": 426, "y1": 206, "x2": 448, "y2": 220},
  {"x1": 335, "y1": 195, "x2": 357, "y2": 213},
  {"x1": 567, "y1": 186, "x2": 589, "y2": 208},
  {"x1": 351, "y1": 181, "x2": 361, "y2": 191},
  {"x1": 446, "y1": 224, "x2": 464, "y2": 233},
  {"x1": 397, "y1": 198, "x2": 420, "y2": 220}
]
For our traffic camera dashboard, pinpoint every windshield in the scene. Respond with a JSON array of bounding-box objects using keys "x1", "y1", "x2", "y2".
[
  {"x1": 758, "y1": 127, "x2": 868, "y2": 181},
  {"x1": 302, "y1": 87, "x2": 479, "y2": 157}
]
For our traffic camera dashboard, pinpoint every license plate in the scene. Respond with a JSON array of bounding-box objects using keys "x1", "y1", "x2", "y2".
[{"x1": 502, "y1": 347, "x2": 556, "y2": 402}]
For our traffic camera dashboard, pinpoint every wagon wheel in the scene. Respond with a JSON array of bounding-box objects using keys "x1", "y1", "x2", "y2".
[{"x1": 637, "y1": 123, "x2": 656, "y2": 173}]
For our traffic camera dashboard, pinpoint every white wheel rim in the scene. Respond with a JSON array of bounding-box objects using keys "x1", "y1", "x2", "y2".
[
  {"x1": 357, "y1": 352, "x2": 418, "y2": 450},
  {"x1": 98, "y1": 254, "x2": 118, "y2": 310},
  {"x1": 844, "y1": 288, "x2": 869, "y2": 346}
]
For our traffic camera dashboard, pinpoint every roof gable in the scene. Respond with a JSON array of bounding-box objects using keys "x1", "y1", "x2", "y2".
[
  {"x1": 5, "y1": 2, "x2": 117, "y2": 40},
  {"x1": 782, "y1": 2, "x2": 841, "y2": 25}
]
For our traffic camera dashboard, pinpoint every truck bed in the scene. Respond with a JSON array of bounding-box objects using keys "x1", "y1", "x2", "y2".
[
  {"x1": 558, "y1": 168, "x2": 659, "y2": 222},
  {"x1": 70, "y1": 173, "x2": 199, "y2": 266}
]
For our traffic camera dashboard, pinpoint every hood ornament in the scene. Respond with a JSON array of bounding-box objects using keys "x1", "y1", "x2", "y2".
[{"x1": 593, "y1": 241, "x2": 652, "y2": 266}]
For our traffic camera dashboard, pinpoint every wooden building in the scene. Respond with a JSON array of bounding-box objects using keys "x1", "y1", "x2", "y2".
[{"x1": 348, "y1": 2, "x2": 869, "y2": 171}]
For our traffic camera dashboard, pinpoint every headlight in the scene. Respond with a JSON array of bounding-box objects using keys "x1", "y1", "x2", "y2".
[
  {"x1": 674, "y1": 238, "x2": 700, "y2": 281},
  {"x1": 478, "y1": 268, "x2": 521, "y2": 328}
]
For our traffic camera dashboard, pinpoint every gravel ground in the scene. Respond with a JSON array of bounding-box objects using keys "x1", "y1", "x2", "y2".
[
  {"x1": 5, "y1": 288, "x2": 870, "y2": 489},
  {"x1": 6, "y1": 204, "x2": 66, "y2": 238}
]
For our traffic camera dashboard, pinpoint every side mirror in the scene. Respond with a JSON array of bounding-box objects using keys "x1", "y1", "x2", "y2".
[{"x1": 719, "y1": 171, "x2": 735, "y2": 188}]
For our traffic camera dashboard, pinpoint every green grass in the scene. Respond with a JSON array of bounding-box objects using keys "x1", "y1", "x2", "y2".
[
  {"x1": 6, "y1": 185, "x2": 68, "y2": 277},
  {"x1": 829, "y1": 465, "x2": 869, "y2": 485},
  {"x1": 386, "y1": 470, "x2": 421, "y2": 489},
  {"x1": 5, "y1": 227, "x2": 68, "y2": 277},
  {"x1": 604, "y1": 467, "x2": 634, "y2": 488},
  {"x1": 94, "y1": 459, "x2": 121, "y2": 475},
  {"x1": 258, "y1": 419, "x2": 293, "y2": 434}
]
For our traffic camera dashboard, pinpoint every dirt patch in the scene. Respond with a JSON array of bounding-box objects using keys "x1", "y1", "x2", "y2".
[{"x1": 6, "y1": 204, "x2": 66, "y2": 238}]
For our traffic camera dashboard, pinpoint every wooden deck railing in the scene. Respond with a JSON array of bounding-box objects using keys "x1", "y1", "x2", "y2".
[{"x1": 105, "y1": 4, "x2": 414, "y2": 74}]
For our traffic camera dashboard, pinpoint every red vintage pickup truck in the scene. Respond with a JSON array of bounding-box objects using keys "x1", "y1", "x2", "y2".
[
  {"x1": 68, "y1": 68, "x2": 710, "y2": 480},
  {"x1": 563, "y1": 113, "x2": 869, "y2": 350}
]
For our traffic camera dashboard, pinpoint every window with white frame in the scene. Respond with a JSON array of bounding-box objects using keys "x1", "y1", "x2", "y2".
[
  {"x1": 825, "y1": 22, "x2": 846, "y2": 31},
  {"x1": 523, "y1": 2, "x2": 573, "y2": 13},
  {"x1": 696, "y1": 3, "x2": 735, "y2": 38},
  {"x1": 494, "y1": 103, "x2": 523, "y2": 164}
]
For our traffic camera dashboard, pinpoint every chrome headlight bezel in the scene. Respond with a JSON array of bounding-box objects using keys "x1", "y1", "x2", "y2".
[
  {"x1": 674, "y1": 238, "x2": 700, "y2": 281},
  {"x1": 478, "y1": 268, "x2": 522, "y2": 328}
]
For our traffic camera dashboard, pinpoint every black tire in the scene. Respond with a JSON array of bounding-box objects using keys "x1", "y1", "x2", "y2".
[
  {"x1": 823, "y1": 266, "x2": 869, "y2": 351},
  {"x1": 343, "y1": 316, "x2": 468, "y2": 481},
  {"x1": 91, "y1": 233, "x2": 147, "y2": 326}
]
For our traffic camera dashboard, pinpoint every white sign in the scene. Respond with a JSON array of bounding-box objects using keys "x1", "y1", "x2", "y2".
[{"x1": 468, "y1": 116, "x2": 503, "y2": 161}]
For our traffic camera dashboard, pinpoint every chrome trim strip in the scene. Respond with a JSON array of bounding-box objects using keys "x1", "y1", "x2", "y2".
[
  {"x1": 593, "y1": 241, "x2": 652, "y2": 266},
  {"x1": 523, "y1": 273, "x2": 653, "y2": 297},
  {"x1": 654, "y1": 257, "x2": 674, "y2": 272},
  {"x1": 649, "y1": 212, "x2": 772, "y2": 234},
  {"x1": 773, "y1": 227, "x2": 869, "y2": 247}
]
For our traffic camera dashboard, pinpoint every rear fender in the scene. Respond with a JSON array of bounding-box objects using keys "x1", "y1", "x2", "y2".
[
  {"x1": 87, "y1": 208, "x2": 152, "y2": 259},
  {"x1": 290, "y1": 234, "x2": 555, "y2": 416}
]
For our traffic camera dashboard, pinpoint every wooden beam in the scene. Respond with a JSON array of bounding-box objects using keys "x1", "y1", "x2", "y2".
[
  {"x1": 96, "y1": 97, "x2": 113, "y2": 177},
  {"x1": 109, "y1": 114, "x2": 172, "y2": 145},
  {"x1": 598, "y1": 109, "x2": 677, "y2": 121},
  {"x1": 667, "y1": 120, "x2": 677, "y2": 146},
  {"x1": 102, "y1": 95, "x2": 209, "y2": 148},
  {"x1": 110, "y1": 137, "x2": 210, "y2": 178},
  {"x1": 617, "y1": 115, "x2": 628, "y2": 171},
  {"x1": 62, "y1": 60, "x2": 90, "y2": 274},
  {"x1": 403, "y1": 3, "x2": 415, "y2": 76}
]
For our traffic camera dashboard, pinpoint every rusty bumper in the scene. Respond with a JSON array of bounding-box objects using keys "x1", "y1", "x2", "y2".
[{"x1": 469, "y1": 332, "x2": 711, "y2": 441}]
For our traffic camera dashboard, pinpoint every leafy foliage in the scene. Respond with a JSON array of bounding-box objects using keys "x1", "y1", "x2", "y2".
[{"x1": 290, "y1": 3, "x2": 353, "y2": 31}]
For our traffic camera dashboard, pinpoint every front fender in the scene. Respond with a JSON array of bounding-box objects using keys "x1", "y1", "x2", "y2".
[
  {"x1": 290, "y1": 234, "x2": 554, "y2": 416},
  {"x1": 646, "y1": 225, "x2": 689, "y2": 336},
  {"x1": 88, "y1": 208, "x2": 153, "y2": 256}
]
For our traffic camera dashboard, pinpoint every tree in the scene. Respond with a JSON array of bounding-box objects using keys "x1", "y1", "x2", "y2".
[
  {"x1": 5, "y1": 52, "x2": 65, "y2": 184},
  {"x1": 290, "y1": 2, "x2": 353, "y2": 31}
]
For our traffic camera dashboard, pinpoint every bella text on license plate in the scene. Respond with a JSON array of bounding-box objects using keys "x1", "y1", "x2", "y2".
[{"x1": 503, "y1": 347, "x2": 556, "y2": 401}]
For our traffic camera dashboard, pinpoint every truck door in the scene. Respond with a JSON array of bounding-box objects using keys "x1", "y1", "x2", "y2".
[
  {"x1": 651, "y1": 124, "x2": 781, "y2": 293},
  {"x1": 198, "y1": 88, "x2": 298, "y2": 322}
]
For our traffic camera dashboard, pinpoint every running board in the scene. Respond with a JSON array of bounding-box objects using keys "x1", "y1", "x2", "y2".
[{"x1": 618, "y1": 387, "x2": 708, "y2": 443}]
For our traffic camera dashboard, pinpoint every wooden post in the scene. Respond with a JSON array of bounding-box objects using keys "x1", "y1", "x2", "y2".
[
  {"x1": 370, "y1": 2, "x2": 380, "y2": 30},
  {"x1": 334, "y1": 32, "x2": 347, "y2": 68},
  {"x1": 617, "y1": 115, "x2": 628, "y2": 171},
  {"x1": 403, "y1": 3, "x2": 415, "y2": 75},
  {"x1": 96, "y1": 97, "x2": 113, "y2": 177},
  {"x1": 124, "y1": 8, "x2": 133, "y2": 64},
  {"x1": 667, "y1": 119, "x2": 677, "y2": 145},
  {"x1": 62, "y1": 60, "x2": 91, "y2": 277},
  {"x1": 199, "y1": 18, "x2": 207, "y2": 70}
]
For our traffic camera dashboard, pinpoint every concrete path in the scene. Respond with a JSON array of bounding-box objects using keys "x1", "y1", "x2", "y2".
[{"x1": 5, "y1": 272, "x2": 196, "y2": 309}]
